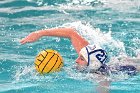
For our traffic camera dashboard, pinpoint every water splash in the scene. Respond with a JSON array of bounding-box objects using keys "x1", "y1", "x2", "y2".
[
  {"x1": 13, "y1": 65, "x2": 36, "y2": 82},
  {"x1": 27, "y1": 0, "x2": 44, "y2": 6},
  {"x1": 62, "y1": 21, "x2": 126, "y2": 57},
  {"x1": 25, "y1": 0, "x2": 140, "y2": 11}
]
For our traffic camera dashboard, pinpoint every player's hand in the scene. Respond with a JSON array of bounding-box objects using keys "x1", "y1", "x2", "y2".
[{"x1": 20, "y1": 32, "x2": 41, "y2": 44}]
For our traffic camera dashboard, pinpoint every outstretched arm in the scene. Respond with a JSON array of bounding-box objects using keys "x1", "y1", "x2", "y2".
[{"x1": 20, "y1": 28, "x2": 89, "y2": 53}]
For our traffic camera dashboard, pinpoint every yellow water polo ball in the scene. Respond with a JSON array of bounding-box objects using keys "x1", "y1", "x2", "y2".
[{"x1": 34, "y1": 49, "x2": 63, "y2": 74}]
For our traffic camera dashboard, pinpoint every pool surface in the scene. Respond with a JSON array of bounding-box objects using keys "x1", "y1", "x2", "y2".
[{"x1": 0, "y1": 0, "x2": 140, "y2": 93}]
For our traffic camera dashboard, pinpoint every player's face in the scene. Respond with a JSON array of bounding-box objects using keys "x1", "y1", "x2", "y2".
[
  {"x1": 75, "y1": 54, "x2": 87, "y2": 66},
  {"x1": 75, "y1": 54, "x2": 87, "y2": 71}
]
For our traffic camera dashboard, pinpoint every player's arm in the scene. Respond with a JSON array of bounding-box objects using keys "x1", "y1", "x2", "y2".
[{"x1": 20, "y1": 28, "x2": 89, "y2": 53}]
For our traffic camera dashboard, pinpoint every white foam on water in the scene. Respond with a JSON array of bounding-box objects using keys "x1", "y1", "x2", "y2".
[
  {"x1": 24, "y1": 0, "x2": 140, "y2": 11},
  {"x1": 61, "y1": 21, "x2": 140, "y2": 82},
  {"x1": 62, "y1": 21, "x2": 126, "y2": 56},
  {"x1": 13, "y1": 65, "x2": 36, "y2": 82},
  {"x1": 0, "y1": 82, "x2": 38, "y2": 92}
]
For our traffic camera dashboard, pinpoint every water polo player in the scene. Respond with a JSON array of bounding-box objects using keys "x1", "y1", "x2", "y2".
[
  {"x1": 20, "y1": 27, "x2": 140, "y2": 75},
  {"x1": 20, "y1": 27, "x2": 140, "y2": 93}
]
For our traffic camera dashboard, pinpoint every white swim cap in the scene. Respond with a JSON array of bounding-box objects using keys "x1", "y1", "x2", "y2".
[{"x1": 80, "y1": 44, "x2": 109, "y2": 70}]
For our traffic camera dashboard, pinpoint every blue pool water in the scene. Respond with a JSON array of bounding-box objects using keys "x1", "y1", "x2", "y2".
[{"x1": 0, "y1": 0, "x2": 140, "y2": 93}]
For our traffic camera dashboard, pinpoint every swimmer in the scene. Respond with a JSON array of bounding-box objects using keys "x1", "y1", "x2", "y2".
[{"x1": 20, "y1": 27, "x2": 140, "y2": 93}]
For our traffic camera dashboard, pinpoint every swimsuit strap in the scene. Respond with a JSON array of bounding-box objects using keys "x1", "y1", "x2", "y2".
[
  {"x1": 118, "y1": 65, "x2": 137, "y2": 76},
  {"x1": 98, "y1": 65, "x2": 137, "y2": 76}
]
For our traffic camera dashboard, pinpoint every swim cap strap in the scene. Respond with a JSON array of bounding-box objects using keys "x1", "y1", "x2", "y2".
[{"x1": 85, "y1": 47, "x2": 90, "y2": 66}]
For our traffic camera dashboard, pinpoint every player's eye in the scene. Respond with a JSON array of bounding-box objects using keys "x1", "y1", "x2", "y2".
[{"x1": 80, "y1": 56, "x2": 85, "y2": 61}]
